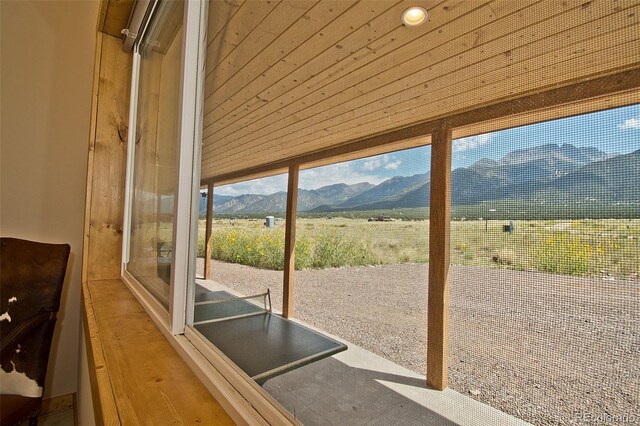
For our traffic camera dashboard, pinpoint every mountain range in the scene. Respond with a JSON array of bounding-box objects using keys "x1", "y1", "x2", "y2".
[{"x1": 203, "y1": 144, "x2": 639, "y2": 214}]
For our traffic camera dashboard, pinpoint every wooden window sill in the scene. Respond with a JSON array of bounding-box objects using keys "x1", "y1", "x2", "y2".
[{"x1": 81, "y1": 278, "x2": 234, "y2": 425}]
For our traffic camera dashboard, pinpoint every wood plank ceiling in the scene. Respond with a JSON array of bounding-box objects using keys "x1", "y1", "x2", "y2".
[{"x1": 200, "y1": 0, "x2": 640, "y2": 181}]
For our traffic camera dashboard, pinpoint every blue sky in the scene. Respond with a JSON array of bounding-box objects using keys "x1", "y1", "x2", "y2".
[{"x1": 215, "y1": 104, "x2": 640, "y2": 196}]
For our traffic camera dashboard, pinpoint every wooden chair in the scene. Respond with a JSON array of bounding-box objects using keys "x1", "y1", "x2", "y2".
[{"x1": 0, "y1": 238, "x2": 70, "y2": 426}]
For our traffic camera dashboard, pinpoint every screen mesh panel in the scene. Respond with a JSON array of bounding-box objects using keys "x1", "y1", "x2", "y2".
[
  {"x1": 200, "y1": 0, "x2": 639, "y2": 180},
  {"x1": 449, "y1": 105, "x2": 639, "y2": 425},
  {"x1": 190, "y1": 1, "x2": 639, "y2": 423}
]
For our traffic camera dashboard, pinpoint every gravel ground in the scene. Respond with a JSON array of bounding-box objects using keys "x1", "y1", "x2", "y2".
[{"x1": 197, "y1": 260, "x2": 639, "y2": 425}]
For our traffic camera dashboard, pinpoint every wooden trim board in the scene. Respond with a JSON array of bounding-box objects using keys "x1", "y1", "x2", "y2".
[
  {"x1": 97, "y1": 0, "x2": 135, "y2": 38},
  {"x1": 82, "y1": 279, "x2": 235, "y2": 425},
  {"x1": 85, "y1": 33, "x2": 132, "y2": 282},
  {"x1": 82, "y1": 31, "x2": 104, "y2": 285},
  {"x1": 82, "y1": 280, "x2": 120, "y2": 426},
  {"x1": 427, "y1": 126, "x2": 452, "y2": 390},
  {"x1": 204, "y1": 182, "x2": 214, "y2": 280},
  {"x1": 41, "y1": 393, "x2": 75, "y2": 416},
  {"x1": 283, "y1": 165, "x2": 300, "y2": 318}
]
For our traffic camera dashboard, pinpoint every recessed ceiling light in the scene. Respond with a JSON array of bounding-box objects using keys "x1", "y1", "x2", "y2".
[{"x1": 401, "y1": 6, "x2": 427, "y2": 26}]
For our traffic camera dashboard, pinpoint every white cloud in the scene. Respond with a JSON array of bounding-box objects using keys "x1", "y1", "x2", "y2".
[
  {"x1": 618, "y1": 115, "x2": 640, "y2": 130},
  {"x1": 216, "y1": 174, "x2": 288, "y2": 196},
  {"x1": 452, "y1": 133, "x2": 494, "y2": 152},
  {"x1": 362, "y1": 158, "x2": 382, "y2": 171},
  {"x1": 299, "y1": 162, "x2": 383, "y2": 189},
  {"x1": 384, "y1": 160, "x2": 401, "y2": 170},
  {"x1": 360, "y1": 153, "x2": 401, "y2": 171},
  {"x1": 217, "y1": 152, "x2": 406, "y2": 195}
]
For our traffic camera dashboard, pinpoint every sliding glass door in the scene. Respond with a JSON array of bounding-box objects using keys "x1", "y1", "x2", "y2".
[{"x1": 127, "y1": 0, "x2": 184, "y2": 309}]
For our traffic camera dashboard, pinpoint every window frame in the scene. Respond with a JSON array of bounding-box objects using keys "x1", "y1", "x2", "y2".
[{"x1": 121, "y1": 0, "x2": 205, "y2": 335}]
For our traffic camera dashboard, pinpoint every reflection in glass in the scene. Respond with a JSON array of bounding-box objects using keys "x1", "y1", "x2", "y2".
[{"x1": 128, "y1": 1, "x2": 184, "y2": 309}]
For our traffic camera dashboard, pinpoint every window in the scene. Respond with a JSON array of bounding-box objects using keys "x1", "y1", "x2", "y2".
[{"x1": 126, "y1": 0, "x2": 184, "y2": 310}]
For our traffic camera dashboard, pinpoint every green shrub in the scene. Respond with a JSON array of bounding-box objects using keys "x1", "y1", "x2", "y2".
[
  {"x1": 308, "y1": 230, "x2": 376, "y2": 269},
  {"x1": 534, "y1": 234, "x2": 593, "y2": 276},
  {"x1": 201, "y1": 227, "x2": 377, "y2": 270},
  {"x1": 207, "y1": 228, "x2": 285, "y2": 269}
]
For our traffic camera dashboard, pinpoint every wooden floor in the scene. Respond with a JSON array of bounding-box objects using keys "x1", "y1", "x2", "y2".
[
  {"x1": 38, "y1": 408, "x2": 75, "y2": 426},
  {"x1": 16, "y1": 407, "x2": 75, "y2": 426}
]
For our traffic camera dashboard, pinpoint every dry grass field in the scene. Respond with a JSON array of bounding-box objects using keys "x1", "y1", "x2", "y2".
[{"x1": 196, "y1": 218, "x2": 640, "y2": 280}]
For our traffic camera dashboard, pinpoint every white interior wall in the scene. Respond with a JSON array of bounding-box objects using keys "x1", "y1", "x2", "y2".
[{"x1": 0, "y1": 0, "x2": 99, "y2": 405}]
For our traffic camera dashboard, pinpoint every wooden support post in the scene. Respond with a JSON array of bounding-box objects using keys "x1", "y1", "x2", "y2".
[
  {"x1": 282, "y1": 164, "x2": 299, "y2": 318},
  {"x1": 427, "y1": 126, "x2": 452, "y2": 390},
  {"x1": 204, "y1": 183, "x2": 214, "y2": 280}
]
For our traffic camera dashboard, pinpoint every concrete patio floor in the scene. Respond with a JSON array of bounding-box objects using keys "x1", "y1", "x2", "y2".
[
  {"x1": 195, "y1": 279, "x2": 529, "y2": 425},
  {"x1": 263, "y1": 327, "x2": 530, "y2": 426}
]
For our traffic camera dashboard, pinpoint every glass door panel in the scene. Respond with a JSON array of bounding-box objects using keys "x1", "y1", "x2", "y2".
[{"x1": 127, "y1": 0, "x2": 184, "y2": 309}]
